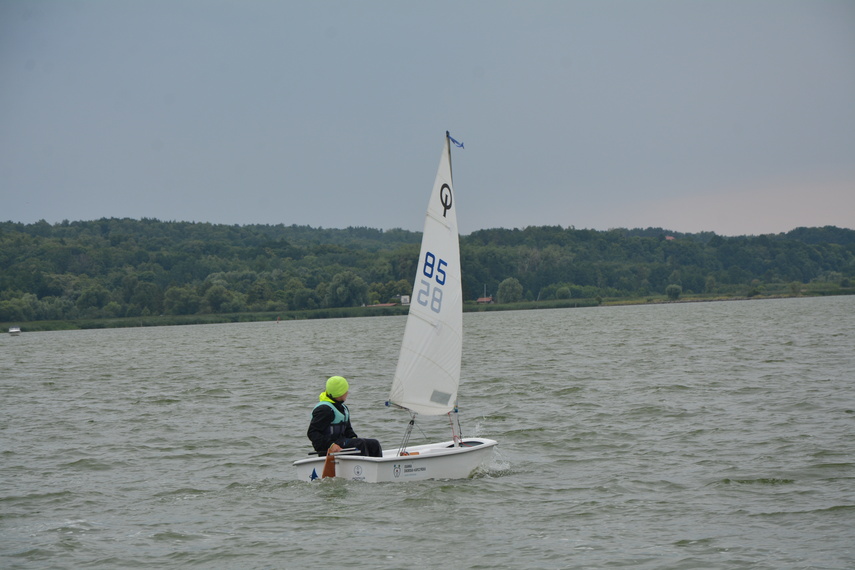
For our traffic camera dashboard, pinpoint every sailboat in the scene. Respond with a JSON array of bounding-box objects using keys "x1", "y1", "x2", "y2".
[{"x1": 294, "y1": 132, "x2": 497, "y2": 482}]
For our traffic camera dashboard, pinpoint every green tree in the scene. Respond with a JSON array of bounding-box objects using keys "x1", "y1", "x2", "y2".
[
  {"x1": 102, "y1": 301, "x2": 124, "y2": 318},
  {"x1": 163, "y1": 285, "x2": 201, "y2": 315},
  {"x1": 76, "y1": 285, "x2": 110, "y2": 311},
  {"x1": 202, "y1": 284, "x2": 232, "y2": 313},
  {"x1": 291, "y1": 287, "x2": 320, "y2": 310},
  {"x1": 247, "y1": 279, "x2": 274, "y2": 307},
  {"x1": 130, "y1": 281, "x2": 163, "y2": 314},
  {"x1": 666, "y1": 284, "x2": 682, "y2": 300},
  {"x1": 497, "y1": 277, "x2": 523, "y2": 303},
  {"x1": 325, "y1": 271, "x2": 369, "y2": 307},
  {"x1": 789, "y1": 281, "x2": 801, "y2": 295},
  {"x1": 222, "y1": 291, "x2": 248, "y2": 313},
  {"x1": 0, "y1": 297, "x2": 30, "y2": 321}
]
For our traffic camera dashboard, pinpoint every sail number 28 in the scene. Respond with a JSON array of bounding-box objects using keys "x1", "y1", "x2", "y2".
[{"x1": 417, "y1": 251, "x2": 447, "y2": 313}]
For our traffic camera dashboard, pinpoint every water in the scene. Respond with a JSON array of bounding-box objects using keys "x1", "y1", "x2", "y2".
[{"x1": 2, "y1": 296, "x2": 854, "y2": 569}]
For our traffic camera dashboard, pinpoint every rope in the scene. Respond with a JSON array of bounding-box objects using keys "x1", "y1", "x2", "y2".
[{"x1": 397, "y1": 414, "x2": 416, "y2": 456}]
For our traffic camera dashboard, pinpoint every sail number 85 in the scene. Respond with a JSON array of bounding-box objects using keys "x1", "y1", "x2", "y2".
[{"x1": 417, "y1": 251, "x2": 447, "y2": 313}]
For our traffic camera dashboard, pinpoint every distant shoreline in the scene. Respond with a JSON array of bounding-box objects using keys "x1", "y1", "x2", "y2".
[{"x1": 4, "y1": 290, "x2": 852, "y2": 333}]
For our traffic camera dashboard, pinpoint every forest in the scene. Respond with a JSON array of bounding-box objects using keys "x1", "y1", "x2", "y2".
[{"x1": 1, "y1": 218, "x2": 854, "y2": 325}]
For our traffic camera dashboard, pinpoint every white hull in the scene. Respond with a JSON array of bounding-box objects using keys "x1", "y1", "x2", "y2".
[{"x1": 293, "y1": 438, "x2": 497, "y2": 483}]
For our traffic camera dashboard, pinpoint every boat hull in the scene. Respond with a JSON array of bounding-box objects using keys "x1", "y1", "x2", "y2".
[{"x1": 293, "y1": 438, "x2": 497, "y2": 483}]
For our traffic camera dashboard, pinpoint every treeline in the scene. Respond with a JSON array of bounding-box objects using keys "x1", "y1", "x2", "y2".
[{"x1": 1, "y1": 218, "x2": 853, "y2": 323}]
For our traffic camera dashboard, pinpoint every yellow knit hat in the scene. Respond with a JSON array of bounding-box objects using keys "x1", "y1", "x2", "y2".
[{"x1": 325, "y1": 376, "x2": 349, "y2": 398}]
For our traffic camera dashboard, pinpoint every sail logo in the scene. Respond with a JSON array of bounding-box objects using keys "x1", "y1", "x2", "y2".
[{"x1": 439, "y1": 183, "x2": 453, "y2": 217}]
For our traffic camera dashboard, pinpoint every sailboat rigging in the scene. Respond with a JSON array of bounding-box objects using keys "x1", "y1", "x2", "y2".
[{"x1": 294, "y1": 132, "x2": 497, "y2": 482}]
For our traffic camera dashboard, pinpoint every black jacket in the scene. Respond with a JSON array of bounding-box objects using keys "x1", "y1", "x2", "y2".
[{"x1": 307, "y1": 400, "x2": 358, "y2": 455}]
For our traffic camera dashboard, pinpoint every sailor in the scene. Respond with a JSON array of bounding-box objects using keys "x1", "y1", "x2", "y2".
[{"x1": 307, "y1": 376, "x2": 383, "y2": 457}]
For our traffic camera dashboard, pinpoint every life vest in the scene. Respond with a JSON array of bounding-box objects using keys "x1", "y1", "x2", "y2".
[{"x1": 314, "y1": 400, "x2": 350, "y2": 440}]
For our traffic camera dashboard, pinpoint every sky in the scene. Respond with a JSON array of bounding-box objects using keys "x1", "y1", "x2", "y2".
[{"x1": 2, "y1": 1, "x2": 854, "y2": 236}]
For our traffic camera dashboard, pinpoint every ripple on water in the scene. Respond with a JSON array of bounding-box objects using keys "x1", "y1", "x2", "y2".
[{"x1": 1, "y1": 297, "x2": 854, "y2": 568}]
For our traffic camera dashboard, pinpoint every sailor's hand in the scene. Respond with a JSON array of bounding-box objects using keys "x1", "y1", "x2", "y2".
[{"x1": 329, "y1": 443, "x2": 342, "y2": 453}]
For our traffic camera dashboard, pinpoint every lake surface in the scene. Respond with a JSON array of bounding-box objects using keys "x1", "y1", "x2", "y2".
[{"x1": 2, "y1": 296, "x2": 854, "y2": 569}]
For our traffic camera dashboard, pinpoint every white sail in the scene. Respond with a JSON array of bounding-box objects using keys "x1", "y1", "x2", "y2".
[{"x1": 388, "y1": 134, "x2": 462, "y2": 416}]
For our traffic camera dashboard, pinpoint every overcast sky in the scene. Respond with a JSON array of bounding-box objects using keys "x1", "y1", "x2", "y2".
[{"x1": 2, "y1": 1, "x2": 853, "y2": 236}]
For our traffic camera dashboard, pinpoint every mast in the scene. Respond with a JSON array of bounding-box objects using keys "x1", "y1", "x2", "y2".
[
  {"x1": 445, "y1": 129, "x2": 462, "y2": 447},
  {"x1": 446, "y1": 130, "x2": 453, "y2": 182}
]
